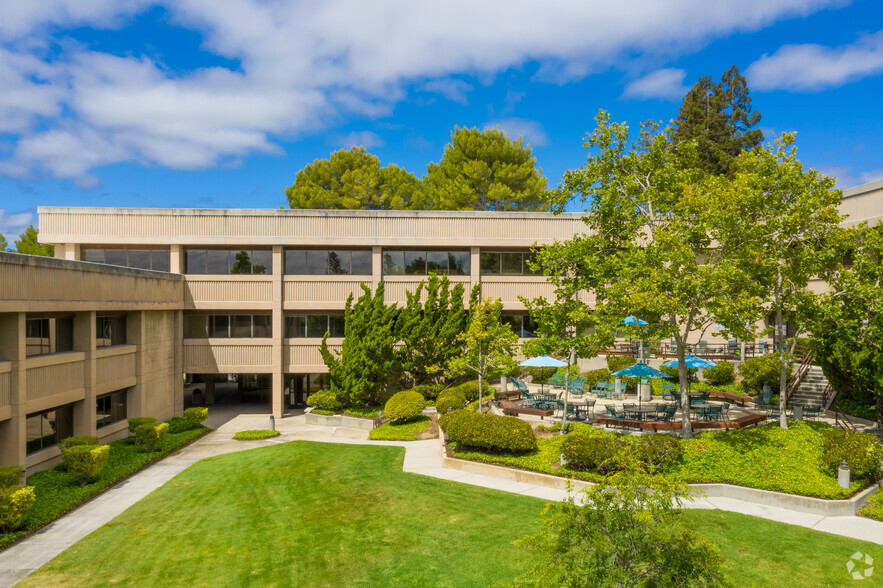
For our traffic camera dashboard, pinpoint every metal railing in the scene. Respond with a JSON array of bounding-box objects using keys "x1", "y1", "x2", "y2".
[
  {"x1": 784, "y1": 347, "x2": 813, "y2": 402},
  {"x1": 834, "y1": 404, "x2": 859, "y2": 433}
]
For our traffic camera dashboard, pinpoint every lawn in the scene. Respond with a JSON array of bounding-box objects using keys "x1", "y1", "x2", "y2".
[{"x1": 21, "y1": 441, "x2": 883, "y2": 587}]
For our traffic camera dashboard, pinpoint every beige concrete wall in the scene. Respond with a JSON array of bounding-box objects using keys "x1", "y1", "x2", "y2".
[
  {"x1": 134, "y1": 310, "x2": 182, "y2": 423},
  {"x1": 841, "y1": 179, "x2": 883, "y2": 225}
]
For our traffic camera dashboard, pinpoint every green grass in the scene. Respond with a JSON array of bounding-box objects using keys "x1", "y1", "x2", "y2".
[
  {"x1": 19, "y1": 441, "x2": 883, "y2": 587},
  {"x1": 0, "y1": 426, "x2": 209, "y2": 551},
  {"x1": 859, "y1": 490, "x2": 883, "y2": 522},
  {"x1": 369, "y1": 416, "x2": 432, "y2": 441},
  {"x1": 233, "y1": 429, "x2": 280, "y2": 440}
]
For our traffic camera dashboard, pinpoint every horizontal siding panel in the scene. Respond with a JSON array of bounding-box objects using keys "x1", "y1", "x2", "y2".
[
  {"x1": 0, "y1": 369, "x2": 10, "y2": 407},
  {"x1": 183, "y1": 341, "x2": 273, "y2": 372},
  {"x1": 96, "y1": 349, "x2": 136, "y2": 388},
  {"x1": 185, "y1": 279, "x2": 272, "y2": 306},
  {"x1": 284, "y1": 280, "x2": 365, "y2": 304},
  {"x1": 26, "y1": 358, "x2": 85, "y2": 401},
  {"x1": 284, "y1": 342, "x2": 340, "y2": 370}
]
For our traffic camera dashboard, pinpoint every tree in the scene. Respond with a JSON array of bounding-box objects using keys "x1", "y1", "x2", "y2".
[
  {"x1": 548, "y1": 111, "x2": 761, "y2": 437},
  {"x1": 810, "y1": 224, "x2": 883, "y2": 422},
  {"x1": 670, "y1": 65, "x2": 763, "y2": 176},
  {"x1": 517, "y1": 457, "x2": 727, "y2": 587},
  {"x1": 285, "y1": 146, "x2": 424, "y2": 210},
  {"x1": 449, "y1": 298, "x2": 518, "y2": 413},
  {"x1": 0, "y1": 233, "x2": 7, "y2": 251},
  {"x1": 422, "y1": 126, "x2": 549, "y2": 211},
  {"x1": 15, "y1": 225, "x2": 54, "y2": 257},
  {"x1": 734, "y1": 134, "x2": 843, "y2": 429},
  {"x1": 397, "y1": 274, "x2": 474, "y2": 387},
  {"x1": 320, "y1": 283, "x2": 402, "y2": 406}
]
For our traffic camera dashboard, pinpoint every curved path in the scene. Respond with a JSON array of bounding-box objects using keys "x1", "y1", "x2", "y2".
[{"x1": 1, "y1": 413, "x2": 882, "y2": 587}]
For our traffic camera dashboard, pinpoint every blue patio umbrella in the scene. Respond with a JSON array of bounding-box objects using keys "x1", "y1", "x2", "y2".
[
  {"x1": 610, "y1": 361, "x2": 672, "y2": 409},
  {"x1": 662, "y1": 354, "x2": 717, "y2": 369},
  {"x1": 519, "y1": 355, "x2": 567, "y2": 393},
  {"x1": 621, "y1": 315, "x2": 649, "y2": 325}
]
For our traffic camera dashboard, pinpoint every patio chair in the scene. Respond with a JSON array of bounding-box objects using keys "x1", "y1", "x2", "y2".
[
  {"x1": 661, "y1": 382, "x2": 678, "y2": 402},
  {"x1": 511, "y1": 377, "x2": 530, "y2": 393},
  {"x1": 568, "y1": 377, "x2": 586, "y2": 397},
  {"x1": 590, "y1": 381, "x2": 608, "y2": 397},
  {"x1": 697, "y1": 340, "x2": 709, "y2": 353},
  {"x1": 612, "y1": 381, "x2": 627, "y2": 399},
  {"x1": 605, "y1": 404, "x2": 623, "y2": 419},
  {"x1": 755, "y1": 388, "x2": 773, "y2": 407},
  {"x1": 718, "y1": 402, "x2": 730, "y2": 421},
  {"x1": 548, "y1": 373, "x2": 566, "y2": 389}
]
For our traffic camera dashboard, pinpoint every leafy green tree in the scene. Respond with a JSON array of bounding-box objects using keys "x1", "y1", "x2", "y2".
[
  {"x1": 286, "y1": 146, "x2": 424, "y2": 210},
  {"x1": 230, "y1": 251, "x2": 266, "y2": 275},
  {"x1": 547, "y1": 111, "x2": 761, "y2": 437},
  {"x1": 0, "y1": 233, "x2": 7, "y2": 251},
  {"x1": 810, "y1": 224, "x2": 883, "y2": 422},
  {"x1": 733, "y1": 135, "x2": 843, "y2": 428},
  {"x1": 517, "y1": 457, "x2": 727, "y2": 587},
  {"x1": 397, "y1": 274, "x2": 474, "y2": 387},
  {"x1": 670, "y1": 65, "x2": 763, "y2": 176},
  {"x1": 449, "y1": 298, "x2": 518, "y2": 413},
  {"x1": 423, "y1": 126, "x2": 548, "y2": 211},
  {"x1": 320, "y1": 283, "x2": 402, "y2": 406},
  {"x1": 15, "y1": 225, "x2": 54, "y2": 257}
]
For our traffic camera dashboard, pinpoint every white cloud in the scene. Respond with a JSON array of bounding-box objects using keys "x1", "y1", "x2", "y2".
[
  {"x1": 0, "y1": 209, "x2": 34, "y2": 240},
  {"x1": 486, "y1": 118, "x2": 549, "y2": 148},
  {"x1": 0, "y1": 0, "x2": 845, "y2": 184},
  {"x1": 815, "y1": 165, "x2": 883, "y2": 190},
  {"x1": 622, "y1": 68, "x2": 689, "y2": 100},
  {"x1": 747, "y1": 30, "x2": 883, "y2": 91},
  {"x1": 337, "y1": 131, "x2": 384, "y2": 149}
]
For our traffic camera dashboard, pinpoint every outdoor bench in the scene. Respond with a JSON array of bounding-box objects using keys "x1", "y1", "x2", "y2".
[{"x1": 500, "y1": 400, "x2": 554, "y2": 420}]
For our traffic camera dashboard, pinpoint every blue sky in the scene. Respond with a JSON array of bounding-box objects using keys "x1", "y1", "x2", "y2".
[{"x1": 1, "y1": 0, "x2": 882, "y2": 238}]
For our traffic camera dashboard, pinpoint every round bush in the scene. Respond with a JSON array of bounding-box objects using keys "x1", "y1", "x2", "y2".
[
  {"x1": 166, "y1": 417, "x2": 193, "y2": 434},
  {"x1": 62, "y1": 444, "x2": 110, "y2": 486},
  {"x1": 561, "y1": 429, "x2": 622, "y2": 473},
  {"x1": 581, "y1": 368, "x2": 611, "y2": 389},
  {"x1": 632, "y1": 435, "x2": 683, "y2": 471},
  {"x1": 450, "y1": 380, "x2": 492, "y2": 403},
  {"x1": 738, "y1": 353, "x2": 791, "y2": 392},
  {"x1": 184, "y1": 407, "x2": 208, "y2": 428},
  {"x1": 0, "y1": 466, "x2": 25, "y2": 489},
  {"x1": 703, "y1": 361, "x2": 736, "y2": 386},
  {"x1": 410, "y1": 383, "x2": 445, "y2": 401},
  {"x1": 127, "y1": 416, "x2": 156, "y2": 434},
  {"x1": 438, "y1": 408, "x2": 469, "y2": 434},
  {"x1": 0, "y1": 486, "x2": 36, "y2": 533},
  {"x1": 384, "y1": 390, "x2": 426, "y2": 422},
  {"x1": 58, "y1": 435, "x2": 98, "y2": 450},
  {"x1": 435, "y1": 388, "x2": 467, "y2": 414},
  {"x1": 822, "y1": 429, "x2": 883, "y2": 481},
  {"x1": 445, "y1": 411, "x2": 537, "y2": 453},
  {"x1": 306, "y1": 389, "x2": 346, "y2": 412}
]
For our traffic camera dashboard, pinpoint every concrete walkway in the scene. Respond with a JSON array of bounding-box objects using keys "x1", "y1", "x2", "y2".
[{"x1": 2, "y1": 413, "x2": 882, "y2": 587}]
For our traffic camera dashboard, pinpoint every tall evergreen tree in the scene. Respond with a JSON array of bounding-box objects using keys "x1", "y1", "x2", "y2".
[
  {"x1": 0, "y1": 233, "x2": 7, "y2": 251},
  {"x1": 15, "y1": 225, "x2": 54, "y2": 257},
  {"x1": 670, "y1": 65, "x2": 763, "y2": 176}
]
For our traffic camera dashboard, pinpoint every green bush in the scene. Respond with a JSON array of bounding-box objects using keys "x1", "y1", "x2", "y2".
[
  {"x1": 58, "y1": 435, "x2": 98, "y2": 450},
  {"x1": 167, "y1": 417, "x2": 193, "y2": 434},
  {"x1": 834, "y1": 398, "x2": 877, "y2": 421},
  {"x1": 738, "y1": 353, "x2": 792, "y2": 392},
  {"x1": 233, "y1": 429, "x2": 280, "y2": 440},
  {"x1": 306, "y1": 389, "x2": 346, "y2": 412},
  {"x1": 450, "y1": 380, "x2": 492, "y2": 402},
  {"x1": 62, "y1": 445, "x2": 110, "y2": 486},
  {"x1": 127, "y1": 417, "x2": 156, "y2": 435},
  {"x1": 383, "y1": 390, "x2": 425, "y2": 422},
  {"x1": 632, "y1": 435, "x2": 682, "y2": 471},
  {"x1": 821, "y1": 429, "x2": 883, "y2": 481},
  {"x1": 410, "y1": 383, "x2": 445, "y2": 401},
  {"x1": 184, "y1": 407, "x2": 208, "y2": 428},
  {"x1": 435, "y1": 388, "x2": 467, "y2": 414},
  {"x1": 702, "y1": 361, "x2": 736, "y2": 386},
  {"x1": 135, "y1": 423, "x2": 169, "y2": 453},
  {"x1": 858, "y1": 491, "x2": 883, "y2": 522},
  {"x1": 561, "y1": 429, "x2": 623, "y2": 473},
  {"x1": 444, "y1": 410, "x2": 537, "y2": 453},
  {"x1": 0, "y1": 486, "x2": 36, "y2": 533},
  {"x1": 606, "y1": 355, "x2": 636, "y2": 373},
  {"x1": 660, "y1": 365, "x2": 699, "y2": 383},
  {"x1": 0, "y1": 466, "x2": 25, "y2": 489},
  {"x1": 581, "y1": 368, "x2": 611, "y2": 389}
]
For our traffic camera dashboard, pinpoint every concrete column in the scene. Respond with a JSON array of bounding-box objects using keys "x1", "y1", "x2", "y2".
[
  {"x1": 470, "y1": 246, "x2": 481, "y2": 303},
  {"x1": 372, "y1": 246, "x2": 383, "y2": 290},
  {"x1": 174, "y1": 310, "x2": 184, "y2": 416},
  {"x1": 73, "y1": 312, "x2": 97, "y2": 438},
  {"x1": 64, "y1": 244, "x2": 79, "y2": 261},
  {"x1": 170, "y1": 245, "x2": 183, "y2": 274},
  {"x1": 271, "y1": 245, "x2": 284, "y2": 418},
  {"x1": 205, "y1": 375, "x2": 215, "y2": 405},
  {"x1": 0, "y1": 313, "x2": 27, "y2": 469},
  {"x1": 127, "y1": 311, "x2": 147, "y2": 417}
]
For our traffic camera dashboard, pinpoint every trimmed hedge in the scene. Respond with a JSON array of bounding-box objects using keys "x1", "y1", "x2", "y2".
[
  {"x1": 306, "y1": 389, "x2": 346, "y2": 412},
  {"x1": 702, "y1": 361, "x2": 736, "y2": 386},
  {"x1": 167, "y1": 417, "x2": 194, "y2": 434},
  {"x1": 0, "y1": 487, "x2": 36, "y2": 533},
  {"x1": 58, "y1": 436, "x2": 98, "y2": 450},
  {"x1": 435, "y1": 388, "x2": 467, "y2": 414},
  {"x1": 442, "y1": 409, "x2": 536, "y2": 453},
  {"x1": 384, "y1": 390, "x2": 425, "y2": 422},
  {"x1": 0, "y1": 467, "x2": 24, "y2": 489},
  {"x1": 581, "y1": 368, "x2": 611, "y2": 390},
  {"x1": 821, "y1": 428, "x2": 883, "y2": 481},
  {"x1": 184, "y1": 407, "x2": 208, "y2": 428},
  {"x1": 62, "y1": 445, "x2": 110, "y2": 486},
  {"x1": 127, "y1": 417, "x2": 156, "y2": 434},
  {"x1": 632, "y1": 435, "x2": 683, "y2": 470},
  {"x1": 233, "y1": 429, "x2": 280, "y2": 440},
  {"x1": 410, "y1": 383, "x2": 445, "y2": 401},
  {"x1": 561, "y1": 428, "x2": 622, "y2": 473},
  {"x1": 135, "y1": 423, "x2": 169, "y2": 453},
  {"x1": 738, "y1": 353, "x2": 792, "y2": 392}
]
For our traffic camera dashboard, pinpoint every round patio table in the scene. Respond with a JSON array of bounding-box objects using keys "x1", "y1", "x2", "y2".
[{"x1": 624, "y1": 406, "x2": 657, "y2": 421}]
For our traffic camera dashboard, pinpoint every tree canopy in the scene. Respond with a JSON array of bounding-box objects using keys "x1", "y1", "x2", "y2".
[
  {"x1": 15, "y1": 225, "x2": 54, "y2": 257},
  {"x1": 669, "y1": 65, "x2": 763, "y2": 176},
  {"x1": 285, "y1": 146, "x2": 424, "y2": 210},
  {"x1": 422, "y1": 126, "x2": 548, "y2": 210},
  {"x1": 0, "y1": 233, "x2": 7, "y2": 251}
]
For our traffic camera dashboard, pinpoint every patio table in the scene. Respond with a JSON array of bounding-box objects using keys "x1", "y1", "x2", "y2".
[
  {"x1": 692, "y1": 404, "x2": 722, "y2": 421},
  {"x1": 624, "y1": 406, "x2": 657, "y2": 421}
]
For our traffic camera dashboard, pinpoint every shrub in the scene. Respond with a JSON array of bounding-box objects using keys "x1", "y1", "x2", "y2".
[
  {"x1": 438, "y1": 408, "x2": 469, "y2": 434},
  {"x1": 306, "y1": 389, "x2": 346, "y2": 412},
  {"x1": 581, "y1": 368, "x2": 611, "y2": 389},
  {"x1": 0, "y1": 486, "x2": 36, "y2": 533},
  {"x1": 233, "y1": 429, "x2": 280, "y2": 440},
  {"x1": 135, "y1": 422, "x2": 169, "y2": 453},
  {"x1": 606, "y1": 355, "x2": 636, "y2": 373},
  {"x1": 738, "y1": 353, "x2": 791, "y2": 392},
  {"x1": 184, "y1": 407, "x2": 208, "y2": 428},
  {"x1": 859, "y1": 491, "x2": 883, "y2": 522},
  {"x1": 659, "y1": 365, "x2": 699, "y2": 383},
  {"x1": 167, "y1": 417, "x2": 193, "y2": 434},
  {"x1": 127, "y1": 417, "x2": 156, "y2": 435},
  {"x1": 821, "y1": 429, "x2": 883, "y2": 481},
  {"x1": 702, "y1": 361, "x2": 736, "y2": 386},
  {"x1": 445, "y1": 411, "x2": 537, "y2": 453},
  {"x1": 0, "y1": 466, "x2": 25, "y2": 489},
  {"x1": 62, "y1": 444, "x2": 110, "y2": 486},
  {"x1": 435, "y1": 388, "x2": 467, "y2": 414},
  {"x1": 58, "y1": 435, "x2": 98, "y2": 450},
  {"x1": 384, "y1": 390, "x2": 425, "y2": 422},
  {"x1": 451, "y1": 380, "x2": 492, "y2": 402},
  {"x1": 561, "y1": 429, "x2": 623, "y2": 473},
  {"x1": 632, "y1": 435, "x2": 682, "y2": 471},
  {"x1": 410, "y1": 383, "x2": 445, "y2": 401}
]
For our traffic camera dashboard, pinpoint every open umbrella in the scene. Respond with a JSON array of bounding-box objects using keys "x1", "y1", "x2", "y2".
[
  {"x1": 620, "y1": 315, "x2": 649, "y2": 360},
  {"x1": 662, "y1": 354, "x2": 717, "y2": 369},
  {"x1": 610, "y1": 361, "x2": 673, "y2": 410},
  {"x1": 519, "y1": 355, "x2": 566, "y2": 394}
]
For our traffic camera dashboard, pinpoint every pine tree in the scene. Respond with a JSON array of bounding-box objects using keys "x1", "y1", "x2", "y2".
[{"x1": 15, "y1": 225, "x2": 54, "y2": 257}]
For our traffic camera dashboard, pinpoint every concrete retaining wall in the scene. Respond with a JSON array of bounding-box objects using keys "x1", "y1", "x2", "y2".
[{"x1": 304, "y1": 412, "x2": 375, "y2": 430}]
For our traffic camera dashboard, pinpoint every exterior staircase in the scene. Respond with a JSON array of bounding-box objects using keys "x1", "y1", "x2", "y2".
[{"x1": 789, "y1": 365, "x2": 830, "y2": 409}]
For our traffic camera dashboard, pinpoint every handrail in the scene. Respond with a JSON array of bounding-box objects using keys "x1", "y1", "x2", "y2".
[
  {"x1": 834, "y1": 405, "x2": 859, "y2": 433},
  {"x1": 784, "y1": 347, "x2": 813, "y2": 402},
  {"x1": 821, "y1": 382, "x2": 836, "y2": 411}
]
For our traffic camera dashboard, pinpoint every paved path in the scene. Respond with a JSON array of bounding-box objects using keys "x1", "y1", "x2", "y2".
[{"x1": 2, "y1": 413, "x2": 882, "y2": 587}]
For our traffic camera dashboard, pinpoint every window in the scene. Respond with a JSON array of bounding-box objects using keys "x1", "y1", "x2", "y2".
[
  {"x1": 480, "y1": 251, "x2": 541, "y2": 276},
  {"x1": 285, "y1": 249, "x2": 372, "y2": 275},
  {"x1": 26, "y1": 318, "x2": 49, "y2": 356},
  {"x1": 185, "y1": 249, "x2": 271, "y2": 274},
  {"x1": 184, "y1": 314, "x2": 272, "y2": 338},
  {"x1": 96, "y1": 390, "x2": 128, "y2": 429},
  {"x1": 26, "y1": 405, "x2": 73, "y2": 454},
  {"x1": 96, "y1": 315, "x2": 127, "y2": 347},
  {"x1": 382, "y1": 250, "x2": 470, "y2": 276},
  {"x1": 285, "y1": 314, "x2": 345, "y2": 338},
  {"x1": 501, "y1": 314, "x2": 538, "y2": 338},
  {"x1": 83, "y1": 248, "x2": 170, "y2": 272},
  {"x1": 26, "y1": 317, "x2": 74, "y2": 356}
]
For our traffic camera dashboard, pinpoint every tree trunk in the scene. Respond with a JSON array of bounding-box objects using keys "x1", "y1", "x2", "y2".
[
  {"x1": 560, "y1": 348, "x2": 575, "y2": 436},
  {"x1": 477, "y1": 345, "x2": 483, "y2": 413},
  {"x1": 778, "y1": 307, "x2": 788, "y2": 429},
  {"x1": 678, "y1": 337, "x2": 693, "y2": 439}
]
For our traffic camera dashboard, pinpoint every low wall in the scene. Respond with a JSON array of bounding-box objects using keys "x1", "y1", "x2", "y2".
[{"x1": 304, "y1": 413, "x2": 375, "y2": 430}]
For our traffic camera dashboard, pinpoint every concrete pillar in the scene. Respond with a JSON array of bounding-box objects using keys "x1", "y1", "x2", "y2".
[
  {"x1": 0, "y1": 313, "x2": 27, "y2": 469},
  {"x1": 170, "y1": 245, "x2": 183, "y2": 274},
  {"x1": 470, "y1": 246, "x2": 481, "y2": 303},
  {"x1": 63, "y1": 244, "x2": 79, "y2": 261},
  {"x1": 127, "y1": 311, "x2": 147, "y2": 417},
  {"x1": 271, "y1": 245, "x2": 284, "y2": 418},
  {"x1": 205, "y1": 375, "x2": 215, "y2": 405},
  {"x1": 174, "y1": 310, "x2": 184, "y2": 416},
  {"x1": 372, "y1": 246, "x2": 383, "y2": 290},
  {"x1": 73, "y1": 312, "x2": 97, "y2": 438}
]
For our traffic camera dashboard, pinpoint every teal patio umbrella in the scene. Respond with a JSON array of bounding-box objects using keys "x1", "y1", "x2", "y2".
[
  {"x1": 620, "y1": 315, "x2": 649, "y2": 360},
  {"x1": 519, "y1": 355, "x2": 566, "y2": 394},
  {"x1": 662, "y1": 355, "x2": 717, "y2": 369},
  {"x1": 610, "y1": 361, "x2": 673, "y2": 409}
]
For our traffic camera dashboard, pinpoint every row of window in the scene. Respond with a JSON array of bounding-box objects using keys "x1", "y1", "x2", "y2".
[
  {"x1": 25, "y1": 315, "x2": 126, "y2": 357},
  {"x1": 26, "y1": 390, "x2": 129, "y2": 455},
  {"x1": 480, "y1": 251, "x2": 541, "y2": 276},
  {"x1": 381, "y1": 251, "x2": 470, "y2": 276},
  {"x1": 184, "y1": 314, "x2": 273, "y2": 339},
  {"x1": 185, "y1": 249, "x2": 272, "y2": 275},
  {"x1": 83, "y1": 249, "x2": 171, "y2": 272}
]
